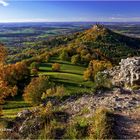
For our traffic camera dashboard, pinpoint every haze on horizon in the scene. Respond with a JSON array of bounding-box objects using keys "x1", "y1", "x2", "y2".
[{"x1": 0, "y1": 1, "x2": 140, "y2": 23}]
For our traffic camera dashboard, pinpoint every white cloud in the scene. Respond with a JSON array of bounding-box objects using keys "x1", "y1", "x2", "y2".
[{"x1": 0, "y1": 0, "x2": 9, "y2": 7}]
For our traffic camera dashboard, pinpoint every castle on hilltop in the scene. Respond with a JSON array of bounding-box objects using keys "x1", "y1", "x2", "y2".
[{"x1": 92, "y1": 23, "x2": 105, "y2": 30}]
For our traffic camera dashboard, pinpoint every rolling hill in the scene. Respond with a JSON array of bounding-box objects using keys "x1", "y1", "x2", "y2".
[
  {"x1": 5, "y1": 24, "x2": 140, "y2": 64},
  {"x1": 59, "y1": 24, "x2": 140, "y2": 63}
]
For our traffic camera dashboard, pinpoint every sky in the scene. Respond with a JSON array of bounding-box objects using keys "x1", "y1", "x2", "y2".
[{"x1": 0, "y1": 0, "x2": 140, "y2": 22}]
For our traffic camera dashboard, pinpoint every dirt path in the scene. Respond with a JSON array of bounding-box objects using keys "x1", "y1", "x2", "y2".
[{"x1": 115, "y1": 109, "x2": 140, "y2": 139}]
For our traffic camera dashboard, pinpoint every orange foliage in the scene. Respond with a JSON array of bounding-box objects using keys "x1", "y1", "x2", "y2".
[
  {"x1": 0, "y1": 80, "x2": 17, "y2": 104},
  {"x1": 0, "y1": 44, "x2": 7, "y2": 64},
  {"x1": 91, "y1": 60, "x2": 112, "y2": 77},
  {"x1": 0, "y1": 61, "x2": 29, "y2": 104},
  {"x1": 52, "y1": 63, "x2": 61, "y2": 72},
  {"x1": 83, "y1": 60, "x2": 112, "y2": 81},
  {"x1": 83, "y1": 68, "x2": 93, "y2": 81}
]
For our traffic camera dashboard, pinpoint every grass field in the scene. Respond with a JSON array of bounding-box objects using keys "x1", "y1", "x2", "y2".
[
  {"x1": 1, "y1": 98, "x2": 32, "y2": 119},
  {"x1": 1, "y1": 57, "x2": 94, "y2": 119},
  {"x1": 39, "y1": 57, "x2": 95, "y2": 95}
]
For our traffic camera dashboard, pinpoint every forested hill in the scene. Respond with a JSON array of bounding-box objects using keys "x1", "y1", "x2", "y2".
[
  {"x1": 58, "y1": 24, "x2": 140, "y2": 63},
  {"x1": 76, "y1": 24, "x2": 140, "y2": 49},
  {"x1": 5, "y1": 24, "x2": 140, "y2": 64}
]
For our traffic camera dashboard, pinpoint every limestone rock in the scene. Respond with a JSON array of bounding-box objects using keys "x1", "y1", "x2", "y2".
[
  {"x1": 61, "y1": 88, "x2": 140, "y2": 118},
  {"x1": 109, "y1": 57, "x2": 140, "y2": 87}
]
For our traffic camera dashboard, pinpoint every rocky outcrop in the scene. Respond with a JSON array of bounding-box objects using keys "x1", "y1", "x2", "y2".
[
  {"x1": 61, "y1": 88, "x2": 140, "y2": 118},
  {"x1": 109, "y1": 57, "x2": 140, "y2": 87}
]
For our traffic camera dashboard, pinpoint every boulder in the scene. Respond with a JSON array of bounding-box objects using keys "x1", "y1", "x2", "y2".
[{"x1": 109, "y1": 57, "x2": 140, "y2": 87}]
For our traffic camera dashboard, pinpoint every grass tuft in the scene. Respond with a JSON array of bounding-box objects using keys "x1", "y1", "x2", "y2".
[{"x1": 88, "y1": 107, "x2": 116, "y2": 139}]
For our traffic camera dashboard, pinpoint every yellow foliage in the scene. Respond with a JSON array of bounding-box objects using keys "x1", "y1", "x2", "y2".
[
  {"x1": 92, "y1": 60, "x2": 112, "y2": 77},
  {"x1": 0, "y1": 44, "x2": 7, "y2": 64},
  {"x1": 83, "y1": 68, "x2": 92, "y2": 81},
  {"x1": 84, "y1": 60, "x2": 112, "y2": 81}
]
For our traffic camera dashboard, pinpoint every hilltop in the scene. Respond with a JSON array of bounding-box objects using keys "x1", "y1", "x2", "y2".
[
  {"x1": 76, "y1": 24, "x2": 140, "y2": 48},
  {"x1": 58, "y1": 24, "x2": 140, "y2": 63},
  {"x1": 6, "y1": 24, "x2": 140, "y2": 64}
]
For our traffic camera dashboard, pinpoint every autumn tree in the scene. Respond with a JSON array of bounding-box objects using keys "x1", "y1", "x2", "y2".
[
  {"x1": 66, "y1": 45, "x2": 76, "y2": 56},
  {"x1": 83, "y1": 68, "x2": 93, "y2": 81},
  {"x1": 71, "y1": 54, "x2": 80, "y2": 64},
  {"x1": 52, "y1": 63, "x2": 61, "y2": 72},
  {"x1": 0, "y1": 79, "x2": 17, "y2": 104},
  {"x1": 83, "y1": 60, "x2": 112, "y2": 81},
  {"x1": 0, "y1": 61, "x2": 30, "y2": 105},
  {"x1": 0, "y1": 107, "x2": 2, "y2": 116},
  {"x1": 15, "y1": 61, "x2": 30, "y2": 81},
  {"x1": 23, "y1": 76, "x2": 52, "y2": 105},
  {"x1": 0, "y1": 45, "x2": 18, "y2": 105},
  {"x1": 0, "y1": 45, "x2": 31, "y2": 114},
  {"x1": 92, "y1": 60, "x2": 112, "y2": 77},
  {"x1": 0, "y1": 44, "x2": 7, "y2": 64},
  {"x1": 76, "y1": 46, "x2": 85, "y2": 54},
  {"x1": 3, "y1": 61, "x2": 30, "y2": 86}
]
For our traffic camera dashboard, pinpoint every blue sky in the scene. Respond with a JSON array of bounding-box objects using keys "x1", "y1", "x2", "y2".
[{"x1": 0, "y1": 1, "x2": 140, "y2": 22}]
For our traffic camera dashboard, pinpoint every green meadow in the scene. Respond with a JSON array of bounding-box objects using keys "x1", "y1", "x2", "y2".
[
  {"x1": 2, "y1": 57, "x2": 94, "y2": 119},
  {"x1": 39, "y1": 58, "x2": 95, "y2": 95}
]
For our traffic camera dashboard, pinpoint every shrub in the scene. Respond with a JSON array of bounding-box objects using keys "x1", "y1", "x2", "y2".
[
  {"x1": 64, "y1": 123, "x2": 78, "y2": 139},
  {"x1": 94, "y1": 72, "x2": 112, "y2": 90},
  {"x1": 41, "y1": 85, "x2": 65, "y2": 100},
  {"x1": 0, "y1": 44, "x2": 7, "y2": 64},
  {"x1": 55, "y1": 85, "x2": 65, "y2": 97},
  {"x1": 88, "y1": 108, "x2": 115, "y2": 139},
  {"x1": 23, "y1": 76, "x2": 52, "y2": 105},
  {"x1": 52, "y1": 63, "x2": 61, "y2": 72},
  {"x1": 64, "y1": 120, "x2": 88, "y2": 139},
  {"x1": 39, "y1": 102, "x2": 65, "y2": 139},
  {"x1": 71, "y1": 54, "x2": 80, "y2": 64}
]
